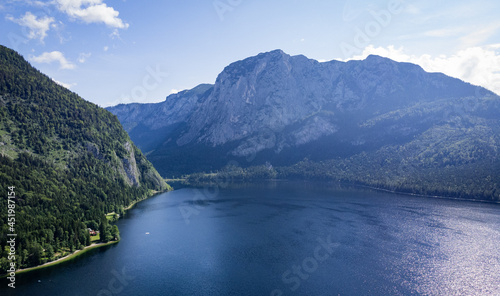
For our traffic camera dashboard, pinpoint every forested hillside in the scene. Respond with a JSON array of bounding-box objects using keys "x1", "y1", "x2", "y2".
[{"x1": 0, "y1": 45, "x2": 168, "y2": 271}]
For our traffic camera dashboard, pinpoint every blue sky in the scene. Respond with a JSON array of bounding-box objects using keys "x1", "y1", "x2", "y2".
[{"x1": 1, "y1": 0, "x2": 499, "y2": 106}]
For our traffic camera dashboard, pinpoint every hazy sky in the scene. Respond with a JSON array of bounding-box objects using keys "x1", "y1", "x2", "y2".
[{"x1": 1, "y1": 0, "x2": 499, "y2": 106}]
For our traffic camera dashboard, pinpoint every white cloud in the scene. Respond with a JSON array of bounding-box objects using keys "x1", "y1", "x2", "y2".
[
  {"x1": 109, "y1": 29, "x2": 120, "y2": 39},
  {"x1": 346, "y1": 44, "x2": 500, "y2": 95},
  {"x1": 103, "y1": 45, "x2": 109, "y2": 51},
  {"x1": 6, "y1": 11, "x2": 55, "y2": 42},
  {"x1": 459, "y1": 22, "x2": 500, "y2": 48},
  {"x1": 405, "y1": 20, "x2": 500, "y2": 48},
  {"x1": 53, "y1": 0, "x2": 129, "y2": 29},
  {"x1": 31, "y1": 51, "x2": 76, "y2": 69},
  {"x1": 78, "y1": 52, "x2": 91, "y2": 63},
  {"x1": 52, "y1": 78, "x2": 76, "y2": 89},
  {"x1": 169, "y1": 89, "x2": 181, "y2": 95},
  {"x1": 423, "y1": 27, "x2": 465, "y2": 38}
]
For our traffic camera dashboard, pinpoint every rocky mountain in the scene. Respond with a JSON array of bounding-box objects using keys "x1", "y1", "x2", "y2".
[
  {"x1": 0, "y1": 45, "x2": 168, "y2": 270},
  {"x1": 108, "y1": 50, "x2": 500, "y2": 189}
]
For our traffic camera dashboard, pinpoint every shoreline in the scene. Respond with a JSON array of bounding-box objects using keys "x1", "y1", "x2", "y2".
[
  {"x1": 181, "y1": 177, "x2": 500, "y2": 204},
  {"x1": 3, "y1": 187, "x2": 171, "y2": 278},
  {"x1": 351, "y1": 183, "x2": 500, "y2": 205},
  {"x1": 123, "y1": 188, "x2": 168, "y2": 211},
  {"x1": 1, "y1": 240, "x2": 119, "y2": 278}
]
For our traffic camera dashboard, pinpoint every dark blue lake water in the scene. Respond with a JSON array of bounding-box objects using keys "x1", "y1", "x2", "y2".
[{"x1": 3, "y1": 181, "x2": 500, "y2": 295}]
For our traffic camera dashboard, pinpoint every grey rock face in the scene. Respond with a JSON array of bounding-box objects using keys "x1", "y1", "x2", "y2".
[
  {"x1": 121, "y1": 141, "x2": 140, "y2": 186},
  {"x1": 107, "y1": 50, "x2": 497, "y2": 175}
]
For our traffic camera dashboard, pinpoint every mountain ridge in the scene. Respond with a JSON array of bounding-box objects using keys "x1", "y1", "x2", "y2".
[{"x1": 108, "y1": 49, "x2": 500, "y2": 200}]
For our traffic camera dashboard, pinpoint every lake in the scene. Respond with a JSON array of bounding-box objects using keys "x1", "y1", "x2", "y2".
[{"x1": 2, "y1": 181, "x2": 500, "y2": 295}]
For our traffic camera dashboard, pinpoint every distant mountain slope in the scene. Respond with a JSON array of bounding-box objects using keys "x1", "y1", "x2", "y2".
[
  {"x1": 109, "y1": 84, "x2": 213, "y2": 153},
  {"x1": 0, "y1": 45, "x2": 168, "y2": 270},
  {"x1": 108, "y1": 50, "x2": 500, "y2": 201}
]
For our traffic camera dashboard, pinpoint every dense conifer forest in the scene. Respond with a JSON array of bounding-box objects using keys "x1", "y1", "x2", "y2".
[{"x1": 0, "y1": 45, "x2": 168, "y2": 271}]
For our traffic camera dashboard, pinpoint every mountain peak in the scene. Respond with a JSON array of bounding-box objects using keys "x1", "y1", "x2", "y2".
[
  {"x1": 217, "y1": 49, "x2": 293, "y2": 83},
  {"x1": 363, "y1": 54, "x2": 397, "y2": 64},
  {"x1": 365, "y1": 54, "x2": 389, "y2": 60},
  {"x1": 258, "y1": 49, "x2": 287, "y2": 57}
]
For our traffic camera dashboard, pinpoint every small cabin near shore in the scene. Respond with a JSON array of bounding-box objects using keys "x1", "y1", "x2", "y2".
[{"x1": 87, "y1": 228, "x2": 99, "y2": 236}]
